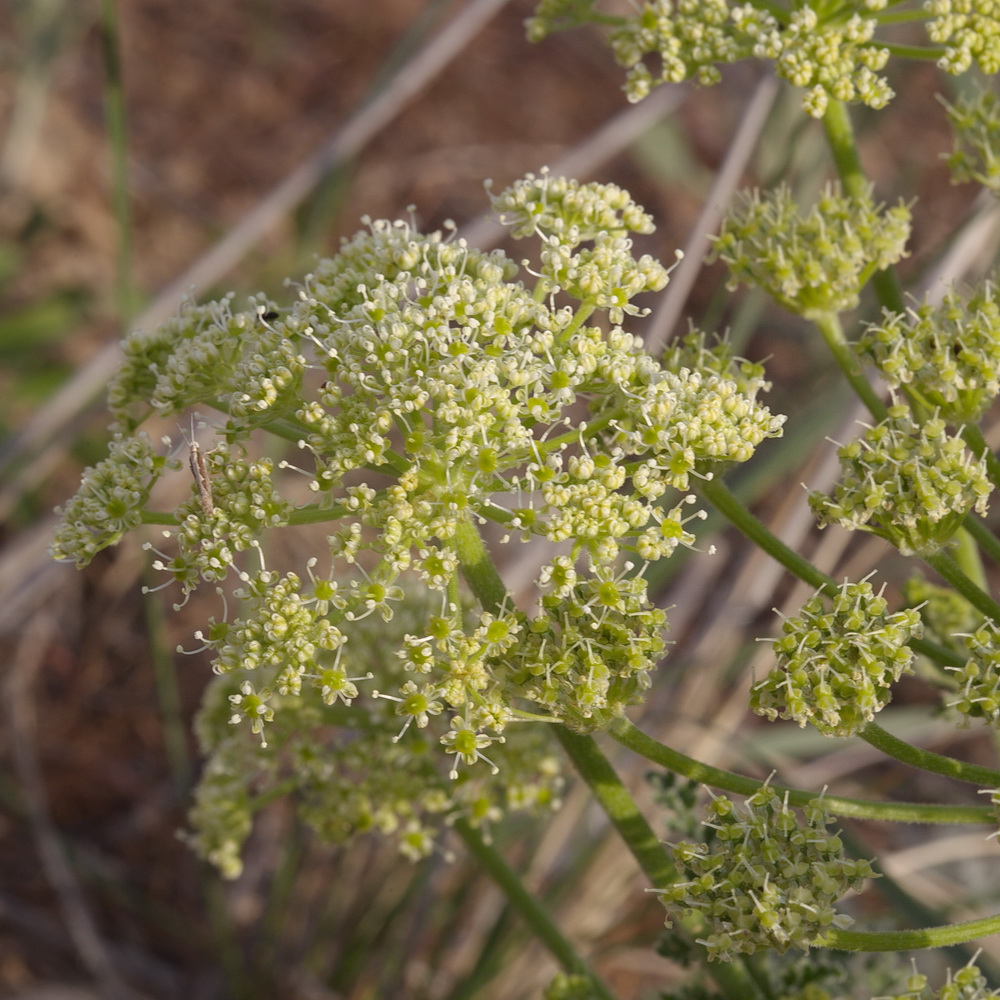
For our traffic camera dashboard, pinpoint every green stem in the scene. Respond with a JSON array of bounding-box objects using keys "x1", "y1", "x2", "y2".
[
  {"x1": 812, "y1": 312, "x2": 887, "y2": 421},
  {"x1": 453, "y1": 819, "x2": 619, "y2": 1000},
  {"x1": 99, "y1": 0, "x2": 136, "y2": 320},
  {"x1": 555, "y1": 727, "x2": 769, "y2": 1000},
  {"x1": 924, "y1": 550, "x2": 1000, "y2": 623},
  {"x1": 860, "y1": 722, "x2": 1000, "y2": 788},
  {"x1": 608, "y1": 717, "x2": 991, "y2": 825},
  {"x1": 964, "y1": 513, "x2": 1000, "y2": 571},
  {"x1": 453, "y1": 516, "x2": 509, "y2": 615},
  {"x1": 697, "y1": 474, "x2": 833, "y2": 593},
  {"x1": 286, "y1": 504, "x2": 349, "y2": 525},
  {"x1": 141, "y1": 511, "x2": 181, "y2": 527},
  {"x1": 879, "y1": 41, "x2": 945, "y2": 58},
  {"x1": 821, "y1": 100, "x2": 906, "y2": 316},
  {"x1": 824, "y1": 911, "x2": 1000, "y2": 952},
  {"x1": 555, "y1": 727, "x2": 676, "y2": 886}
]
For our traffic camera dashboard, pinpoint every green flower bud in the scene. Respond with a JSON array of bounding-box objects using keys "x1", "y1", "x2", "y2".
[
  {"x1": 857, "y1": 277, "x2": 1000, "y2": 423},
  {"x1": 946, "y1": 619, "x2": 1000, "y2": 728},
  {"x1": 659, "y1": 786, "x2": 877, "y2": 961},
  {"x1": 752, "y1": 579, "x2": 922, "y2": 737},
  {"x1": 809, "y1": 404, "x2": 991, "y2": 555},
  {"x1": 51, "y1": 432, "x2": 170, "y2": 567},
  {"x1": 712, "y1": 182, "x2": 911, "y2": 319}
]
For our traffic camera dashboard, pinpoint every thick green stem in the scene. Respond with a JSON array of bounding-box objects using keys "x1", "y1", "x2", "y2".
[
  {"x1": 608, "y1": 717, "x2": 991, "y2": 825},
  {"x1": 964, "y1": 513, "x2": 1000, "y2": 570},
  {"x1": 453, "y1": 819, "x2": 619, "y2": 1000},
  {"x1": 924, "y1": 550, "x2": 1000, "y2": 623},
  {"x1": 555, "y1": 727, "x2": 768, "y2": 1000},
  {"x1": 555, "y1": 727, "x2": 676, "y2": 886},
  {"x1": 698, "y1": 474, "x2": 833, "y2": 593},
  {"x1": 812, "y1": 312, "x2": 887, "y2": 421},
  {"x1": 824, "y1": 912, "x2": 1000, "y2": 952},
  {"x1": 452, "y1": 516, "x2": 509, "y2": 615},
  {"x1": 860, "y1": 722, "x2": 1000, "y2": 787}
]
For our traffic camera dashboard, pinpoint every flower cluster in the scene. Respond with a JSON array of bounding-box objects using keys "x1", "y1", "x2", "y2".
[
  {"x1": 105, "y1": 292, "x2": 300, "y2": 434},
  {"x1": 188, "y1": 592, "x2": 564, "y2": 877},
  {"x1": 660, "y1": 326, "x2": 772, "y2": 399},
  {"x1": 53, "y1": 173, "x2": 785, "y2": 871},
  {"x1": 878, "y1": 959, "x2": 1000, "y2": 1000},
  {"x1": 926, "y1": 0, "x2": 1000, "y2": 75},
  {"x1": 809, "y1": 404, "x2": 992, "y2": 556},
  {"x1": 711, "y1": 183, "x2": 911, "y2": 319},
  {"x1": 51, "y1": 433, "x2": 172, "y2": 567},
  {"x1": 946, "y1": 618, "x2": 1000, "y2": 728},
  {"x1": 764, "y1": 4, "x2": 892, "y2": 119},
  {"x1": 659, "y1": 785, "x2": 876, "y2": 962},
  {"x1": 751, "y1": 579, "x2": 922, "y2": 737},
  {"x1": 606, "y1": 0, "x2": 755, "y2": 97},
  {"x1": 942, "y1": 87, "x2": 1000, "y2": 193},
  {"x1": 528, "y1": 1, "x2": 997, "y2": 119},
  {"x1": 529, "y1": 1, "x2": 895, "y2": 117},
  {"x1": 856, "y1": 277, "x2": 1000, "y2": 424},
  {"x1": 155, "y1": 450, "x2": 293, "y2": 596},
  {"x1": 489, "y1": 170, "x2": 656, "y2": 241},
  {"x1": 506, "y1": 567, "x2": 669, "y2": 728}
]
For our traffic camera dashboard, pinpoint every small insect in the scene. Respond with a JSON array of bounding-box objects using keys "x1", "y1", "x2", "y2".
[{"x1": 188, "y1": 439, "x2": 215, "y2": 517}]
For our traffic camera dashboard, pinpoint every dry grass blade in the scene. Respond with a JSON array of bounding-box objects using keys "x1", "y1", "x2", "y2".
[
  {"x1": 4, "y1": 612, "x2": 149, "y2": 1000},
  {"x1": 644, "y1": 72, "x2": 780, "y2": 353},
  {"x1": 0, "y1": 0, "x2": 516, "y2": 490}
]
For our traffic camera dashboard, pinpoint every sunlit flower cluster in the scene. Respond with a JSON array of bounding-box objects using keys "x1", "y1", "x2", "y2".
[
  {"x1": 752, "y1": 579, "x2": 922, "y2": 737},
  {"x1": 528, "y1": 0, "x2": 896, "y2": 117},
  {"x1": 857, "y1": 277, "x2": 1000, "y2": 424},
  {"x1": 53, "y1": 172, "x2": 784, "y2": 871},
  {"x1": 659, "y1": 784, "x2": 876, "y2": 961},
  {"x1": 711, "y1": 183, "x2": 911, "y2": 319},
  {"x1": 749, "y1": 4, "x2": 892, "y2": 118},
  {"x1": 528, "y1": 1, "x2": 996, "y2": 119},
  {"x1": 809, "y1": 404, "x2": 991, "y2": 556},
  {"x1": 926, "y1": 0, "x2": 1000, "y2": 75}
]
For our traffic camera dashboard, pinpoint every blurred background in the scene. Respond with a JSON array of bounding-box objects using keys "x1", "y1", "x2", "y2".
[{"x1": 2, "y1": 1, "x2": 999, "y2": 997}]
